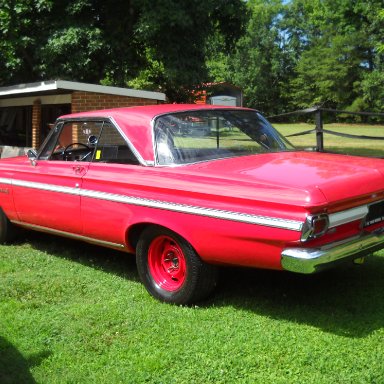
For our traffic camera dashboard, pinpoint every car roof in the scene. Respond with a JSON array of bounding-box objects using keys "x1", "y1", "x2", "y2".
[
  {"x1": 59, "y1": 103, "x2": 251, "y2": 120},
  {"x1": 57, "y1": 104, "x2": 253, "y2": 164}
]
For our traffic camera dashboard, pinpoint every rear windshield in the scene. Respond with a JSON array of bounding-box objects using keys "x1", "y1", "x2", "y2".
[{"x1": 154, "y1": 109, "x2": 295, "y2": 165}]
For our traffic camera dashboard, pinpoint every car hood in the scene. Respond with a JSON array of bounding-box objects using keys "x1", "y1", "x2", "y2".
[{"x1": 177, "y1": 151, "x2": 384, "y2": 208}]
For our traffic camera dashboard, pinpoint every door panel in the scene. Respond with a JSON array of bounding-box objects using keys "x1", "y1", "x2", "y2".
[
  {"x1": 12, "y1": 118, "x2": 104, "y2": 234},
  {"x1": 12, "y1": 159, "x2": 85, "y2": 234}
]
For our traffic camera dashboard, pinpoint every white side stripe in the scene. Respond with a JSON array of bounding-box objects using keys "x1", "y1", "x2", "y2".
[
  {"x1": 12, "y1": 179, "x2": 81, "y2": 196},
  {"x1": 4, "y1": 177, "x2": 303, "y2": 231}
]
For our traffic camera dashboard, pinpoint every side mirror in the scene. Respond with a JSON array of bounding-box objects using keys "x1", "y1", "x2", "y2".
[{"x1": 27, "y1": 149, "x2": 38, "y2": 166}]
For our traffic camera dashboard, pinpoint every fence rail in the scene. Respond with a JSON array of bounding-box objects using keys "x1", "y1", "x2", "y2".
[{"x1": 268, "y1": 107, "x2": 384, "y2": 152}]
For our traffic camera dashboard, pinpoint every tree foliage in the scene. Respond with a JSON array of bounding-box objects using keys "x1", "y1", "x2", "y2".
[
  {"x1": 0, "y1": 0, "x2": 383, "y2": 111},
  {"x1": 283, "y1": 0, "x2": 384, "y2": 112},
  {"x1": 226, "y1": 0, "x2": 292, "y2": 114},
  {"x1": 207, "y1": 0, "x2": 383, "y2": 114},
  {"x1": 0, "y1": 0, "x2": 246, "y2": 101}
]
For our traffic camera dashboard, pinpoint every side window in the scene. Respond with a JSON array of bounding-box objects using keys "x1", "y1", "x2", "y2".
[
  {"x1": 93, "y1": 123, "x2": 140, "y2": 165},
  {"x1": 39, "y1": 120, "x2": 103, "y2": 161}
]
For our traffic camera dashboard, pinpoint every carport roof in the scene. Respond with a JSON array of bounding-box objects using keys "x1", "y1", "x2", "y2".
[{"x1": 0, "y1": 80, "x2": 166, "y2": 101}]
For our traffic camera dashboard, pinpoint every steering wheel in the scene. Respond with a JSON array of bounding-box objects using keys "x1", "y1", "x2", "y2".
[{"x1": 63, "y1": 142, "x2": 92, "y2": 161}]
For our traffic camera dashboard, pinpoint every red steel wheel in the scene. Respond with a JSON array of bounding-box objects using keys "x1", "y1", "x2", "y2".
[
  {"x1": 148, "y1": 235, "x2": 187, "y2": 291},
  {"x1": 136, "y1": 226, "x2": 218, "y2": 304}
]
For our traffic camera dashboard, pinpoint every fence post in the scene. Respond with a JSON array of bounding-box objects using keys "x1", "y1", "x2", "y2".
[{"x1": 315, "y1": 109, "x2": 324, "y2": 151}]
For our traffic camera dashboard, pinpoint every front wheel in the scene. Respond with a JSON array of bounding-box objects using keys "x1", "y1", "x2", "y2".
[{"x1": 136, "y1": 226, "x2": 218, "y2": 305}]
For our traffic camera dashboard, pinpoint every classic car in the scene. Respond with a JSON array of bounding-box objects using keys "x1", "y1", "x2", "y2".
[{"x1": 1, "y1": 104, "x2": 384, "y2": 304}]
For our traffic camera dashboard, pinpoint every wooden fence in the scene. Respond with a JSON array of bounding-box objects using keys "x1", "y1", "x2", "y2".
[{"x1": 268, "y1": 107, "x2": 384, "y2": 152}]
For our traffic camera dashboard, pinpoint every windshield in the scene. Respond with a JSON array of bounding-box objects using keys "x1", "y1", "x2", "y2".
[{"x1": 154, "y1": 109, "x2": 295, "y2": 165}]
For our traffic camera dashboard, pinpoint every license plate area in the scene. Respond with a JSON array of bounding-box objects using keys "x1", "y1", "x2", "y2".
[{"x1": 364, "y1": 200, "x2": 384, "y2": 227}]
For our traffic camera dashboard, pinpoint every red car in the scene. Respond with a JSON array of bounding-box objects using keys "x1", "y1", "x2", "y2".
[{"x1": 1, "y1": 104, "x2": 384, "y2": 304}]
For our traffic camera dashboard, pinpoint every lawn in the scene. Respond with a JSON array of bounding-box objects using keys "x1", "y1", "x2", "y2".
[
  {"x1": 1, "y1": 123, "x2": 384, "y2": 383},
  {"x1": 1, "y1": 232, "x2": 384, "y2": 383}
]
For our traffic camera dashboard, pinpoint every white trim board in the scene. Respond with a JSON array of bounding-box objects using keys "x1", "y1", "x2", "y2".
[{"x1": 0, "y1": 80, "x2": 166, "y2": 101}]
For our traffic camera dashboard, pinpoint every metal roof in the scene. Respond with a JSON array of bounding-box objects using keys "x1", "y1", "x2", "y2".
[{"x1": 0, "y1": 80, "x2": 166, "y2": 101}]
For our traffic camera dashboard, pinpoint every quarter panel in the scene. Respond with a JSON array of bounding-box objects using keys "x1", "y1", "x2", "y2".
[{"x1": 81, "y1": 162, "x2": 303, "y2": 269}]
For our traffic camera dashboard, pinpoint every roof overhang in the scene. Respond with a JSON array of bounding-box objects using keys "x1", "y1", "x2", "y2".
[{"x1": 0, "y1": 80, "x2": 166, "y2": 101}]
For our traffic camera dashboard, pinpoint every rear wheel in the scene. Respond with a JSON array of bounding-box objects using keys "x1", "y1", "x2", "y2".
[
  {"x1": 136, "y1": 226, "x2": 218, "y2": 304},
  {"x1": 0, "y1": 208, "x2": 17, "y2": 244}
]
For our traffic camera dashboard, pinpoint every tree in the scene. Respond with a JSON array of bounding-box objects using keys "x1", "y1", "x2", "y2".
[
  {"x1": 0, "y1": 0, "x2": 53, "y2": 84},
  {"x1": 224, "y1": 0, "x2": 292, "y2": 114},
  {"x1": 283, "y1": 0, "x2": 384, "y2": 112},
  {"x1": 0, "y1": 0, "x2": 246, "y2": 101},
  {"x1": 129, "y1": 0, "x2": 247, "y2": 101},
  {"x1": 289, "y1": 33, "x2": 364, "y2": 109},
  {"x1": 358, "y1": 4, "x2": 384, "y2": 114}
]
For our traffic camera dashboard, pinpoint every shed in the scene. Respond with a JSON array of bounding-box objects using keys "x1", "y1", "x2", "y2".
[
  {"x1": 0, "y1": 80, "x2": 166, "y2": 154},
  {"x1": 194, "y1": 82, "x2": 243, "y2": 107}
]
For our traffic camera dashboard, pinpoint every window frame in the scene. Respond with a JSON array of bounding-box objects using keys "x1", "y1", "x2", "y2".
[{"x1": 36, "y1": 117, "x2": 144, "y2": 166}]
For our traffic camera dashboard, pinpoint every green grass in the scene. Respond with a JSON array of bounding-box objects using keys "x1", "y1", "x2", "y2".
[
  {"x1": 1, "y1": 232, "x2": 384, "y2": 383},
  {"x1": 2, "y1": 123, "x2": 384, "y2": 383},
  {"x1": 274, "y1": 123, "x2": 384, "y2": 157}
]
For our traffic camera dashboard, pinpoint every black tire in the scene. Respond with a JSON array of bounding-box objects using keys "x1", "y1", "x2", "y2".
[
  {"x1": 0, "y1": 208, "x2": 17, "y2": 244},
  {"x1": 136, "y1": 226, "x2": 218, "y2": 305}
]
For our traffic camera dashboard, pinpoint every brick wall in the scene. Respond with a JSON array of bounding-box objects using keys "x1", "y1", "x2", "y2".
[{"x1": 71, "y1": 91, "x2": 159, "y2": 113}]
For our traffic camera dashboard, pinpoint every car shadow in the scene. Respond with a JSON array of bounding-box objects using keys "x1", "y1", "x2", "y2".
[
  {"x1": 23, "y1": 231, "x2": 384, "y2": 338},
  {"x1": 22, "y1": 231, "x2": 139, "y2": 281},
  {"x1": 211, "y1": 254, "x2": 384, "y2": 338},
  {"x1": 0, "y1": 336, "x2": 50, "y2": 384}
]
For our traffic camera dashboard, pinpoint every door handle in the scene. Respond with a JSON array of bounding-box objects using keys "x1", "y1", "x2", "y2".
[{"x1": 72, "y1": 165, "x2": 85, "y2": 175}]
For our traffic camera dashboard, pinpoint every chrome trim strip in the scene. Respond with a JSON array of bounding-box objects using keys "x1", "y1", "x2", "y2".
[
  {"x1": 79, "y1": 189, "x2": 303, "y2": 231},
  {"x1": 281, "y1": 229, "x2": 384, "y2": 274},
  {"x1": 3, "y1": 176, "x2": 379, "y2": 232},
  {"x1": 8, "y1": 177, "x2": 303, "y2": 231},
  {"x1": 11, "y1": 220, "x2": 126, "y2": 249},
  {"x1": 328, "y1": 205, "x2": 369, "y2": 228},
  {"x1": 151, "y1": 116, "x2": 157, "y2": 166}
]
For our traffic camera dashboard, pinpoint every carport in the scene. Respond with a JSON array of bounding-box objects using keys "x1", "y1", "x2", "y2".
[{"x1": 0, "y1": 80, "x2": 166, "y2": 157}]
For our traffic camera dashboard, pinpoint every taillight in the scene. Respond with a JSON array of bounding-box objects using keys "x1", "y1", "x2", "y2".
[{"x1": 301, "y1": 214, "x2": 329, "y2": 242}]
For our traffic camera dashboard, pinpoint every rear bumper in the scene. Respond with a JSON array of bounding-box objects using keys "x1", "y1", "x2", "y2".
[{"x1": 281, "y1": 229, "x2": 384, "y2": 274}]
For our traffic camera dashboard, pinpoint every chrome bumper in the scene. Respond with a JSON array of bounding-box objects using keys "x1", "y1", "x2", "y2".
[{"x1": 281, "y1": 230, "x2": 384, "y2": 274}]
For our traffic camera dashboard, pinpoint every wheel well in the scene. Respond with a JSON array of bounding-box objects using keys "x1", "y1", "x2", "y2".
[
  {"x1": 127, "y1": 223, "x2": 154, "y2": 251},
  {"x1": 127, "y1": 222, "x2": 191, "y2": 252}
]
